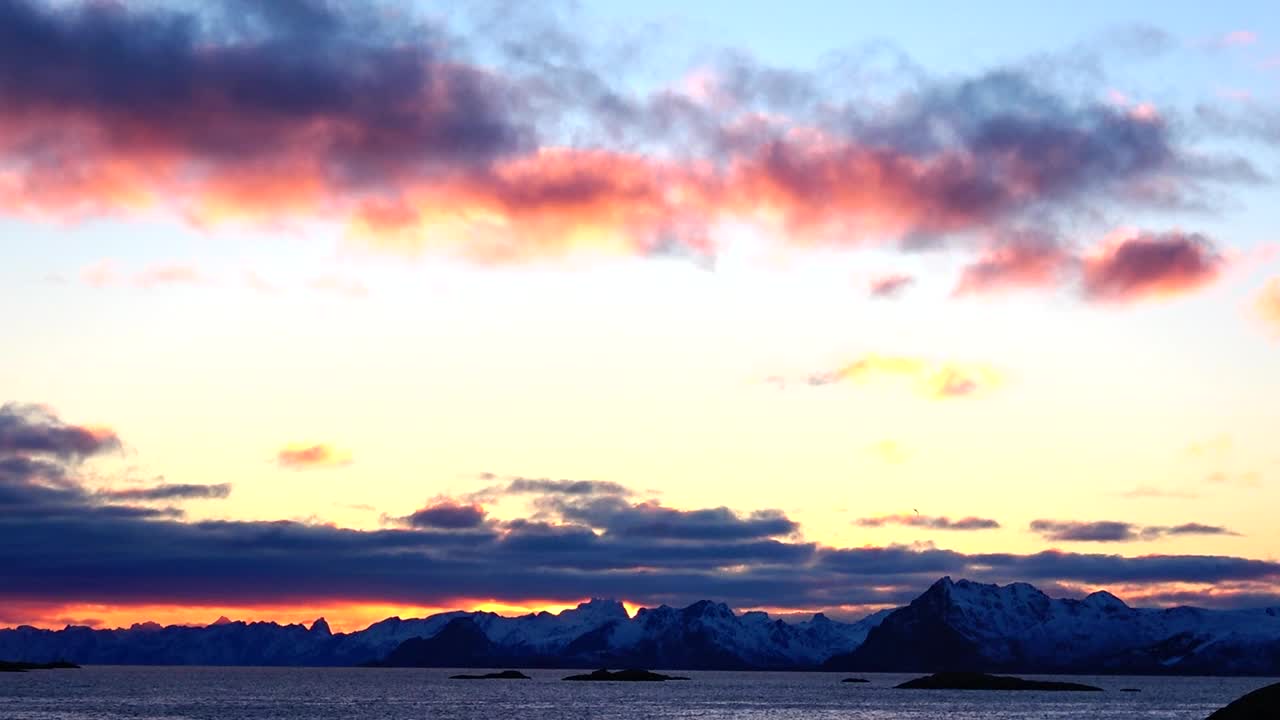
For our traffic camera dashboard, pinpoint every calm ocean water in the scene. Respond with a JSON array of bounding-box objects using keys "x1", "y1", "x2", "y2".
[{"x1": 0, "y1": 667, "x2": 1273, "y2": 719}]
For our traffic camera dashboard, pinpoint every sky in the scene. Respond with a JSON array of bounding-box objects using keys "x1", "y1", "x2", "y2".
[{"x1": 1, "y1": 0, "x2": 1279, "y2": 633}]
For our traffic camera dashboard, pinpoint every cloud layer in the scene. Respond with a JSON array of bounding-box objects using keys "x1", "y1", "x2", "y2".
[
  {"x1": 0, "y1": 0, "x2": 1259, "y2": 299},
  {"x1": 3, "y1": 403, "x2": 1277, "y2": 616}
]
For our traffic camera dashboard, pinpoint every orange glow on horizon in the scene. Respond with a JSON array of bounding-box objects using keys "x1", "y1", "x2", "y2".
[{"x1": 1, "y1": 597, "x2": 635, "y2": 634}]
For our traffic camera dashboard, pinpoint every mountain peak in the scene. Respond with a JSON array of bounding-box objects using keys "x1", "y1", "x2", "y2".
[
  {"x1": 210, "y1": 616, "x2": 233, "y2": 626},
  {"x1": 566, "y1": 598, "x2": 629, "y2": 621},
  {"x1": 683, "y1": 599, "x2": 736, "y2": 619},
  {"x1": 1082, "y1": 590, "x2": 1129, "y2": 612},
  {"x1": 916, "y1": 576, "x2": 956, "y2": 604},
  {"x1": 310, "y1": 617, "x2": 332, "y2": 635},
  {"x1": 930, "y1": 576, "x2": 956, "y2": 591}
]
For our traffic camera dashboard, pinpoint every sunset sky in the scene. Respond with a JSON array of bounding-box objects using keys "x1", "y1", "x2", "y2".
[{"x1": 2, "y1": 0, "x2": 1279, "y2": 633}]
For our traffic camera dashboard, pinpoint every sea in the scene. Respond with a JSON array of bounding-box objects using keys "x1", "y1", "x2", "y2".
[{"x1": 0, "y1": 667, "x2": 1273, "y2": 719}]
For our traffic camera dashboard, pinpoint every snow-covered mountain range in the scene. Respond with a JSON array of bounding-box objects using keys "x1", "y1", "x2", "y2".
[
  {"x1": 4, "y1": 578, "x2": 1278, "y2": 674},
  {"x1": 825, "y1": 577, "x2": 1280, "y2": 675},
  {"x1": 373, "y1": 599, "x2": 891, "y2": 669},
  {"x1": 0, "y1": 598, "x2": 887, "y2": 669}
]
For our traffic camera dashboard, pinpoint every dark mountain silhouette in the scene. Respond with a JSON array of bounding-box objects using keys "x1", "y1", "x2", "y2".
[
  {"x1": 1206, "y1": 682, "x2": 1280, "y2": 719},
  {"x1": 449, "y1": 670, "x2": 530, "y2": 680},
  {"x1": 372, "y1": 618, "x2": 502, "y2": 667},
  {"x1": 895, "y1": 671, "x2": 1102, "y2": 691},
  {"x1": 0, "y1": 660, "x2": 79, "y2": 672},
  {"x1": 562, "y1": 668, "x2": 688, "y2": 681}
]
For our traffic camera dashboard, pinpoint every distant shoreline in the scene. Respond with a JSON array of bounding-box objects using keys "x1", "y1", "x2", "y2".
[{"x1": 10, "y1": 665, "x2": 1278, "y2": 680}]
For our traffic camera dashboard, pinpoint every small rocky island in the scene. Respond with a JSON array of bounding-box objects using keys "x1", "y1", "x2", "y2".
[
  {"x1": 896, "y1": 672, "x2": 1103, "y2": 692},
  {"x1": 1206, "y1": 682, "x2": 1280, "y2": 719},
  {"x1": 562, "y1": 669, "x2": 689, "y2": 682},
  {"x1": 841, "y1": 678, "x2": 870, "y2": 683},
  {"x1": 0, "y1": 660, "x2": 80, "y2": 673},
  {"x1": 449, "y1": 670, "x2": 531, "y2": 680}
]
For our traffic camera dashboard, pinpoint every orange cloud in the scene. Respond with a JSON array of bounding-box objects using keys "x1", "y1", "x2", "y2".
[
  {"x1": 1255, "y1": 277, "x2": 1280, "y2": 338},
  {"x1": 349, "y1": 148, "x2": 717, "y2": 262},
  {"x1": 276, "y1": 444, "x2": 352, "y2": 470}
]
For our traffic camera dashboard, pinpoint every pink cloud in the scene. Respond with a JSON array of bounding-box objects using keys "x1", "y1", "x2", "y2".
[
  {"x1": 868, "y1": 273, "x2": 914, "y2": 298},
  {"x1": 953, "y1": 232, "x2": 1075, "y2": 296},
  {"x1": 133, "y1": 264, "x2": 204, "y2": 289},
  {"x1": 1219, "y1": 30, "x2": 1258, "y2": 47},
  {"x1": 1080, "y1": 230, "x2": 1222, "y2": 303},
  {"x1": 80, "y1": 261, "x2": 208, "y2": 289}
]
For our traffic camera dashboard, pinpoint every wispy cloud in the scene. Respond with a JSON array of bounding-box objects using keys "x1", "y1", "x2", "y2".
[
  {"x1": 99, "y1": 483, "x2": 231, "y2": 502},
  {"x1": 80, "y1": 260, "x2": 208, "y2": 289},
  {"x1": 1206, "y1": 471, "x2": 1263, "y2": 489},
  {"x1": 792, "y1": 354, "x2": 999, "y2": 399},
  {"x1": 857, "y1": 514, "x2": 1001, "y2": 531},
  {"x1": 467, "y1": 475, "x2": 636, "y2": 503},
  {"x1": 1187, "y1": 435, "x2": 1233, "y2": 458},
  {"x1": 1030, "y1": 519, "x2": 1241, "y2": 542},
  {"x1": 133, "y1": 264, "x2": 205, "y2": 289},
  {"x1": 1117, "y1": 485, "x2": 1198, "y2": 500}
]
